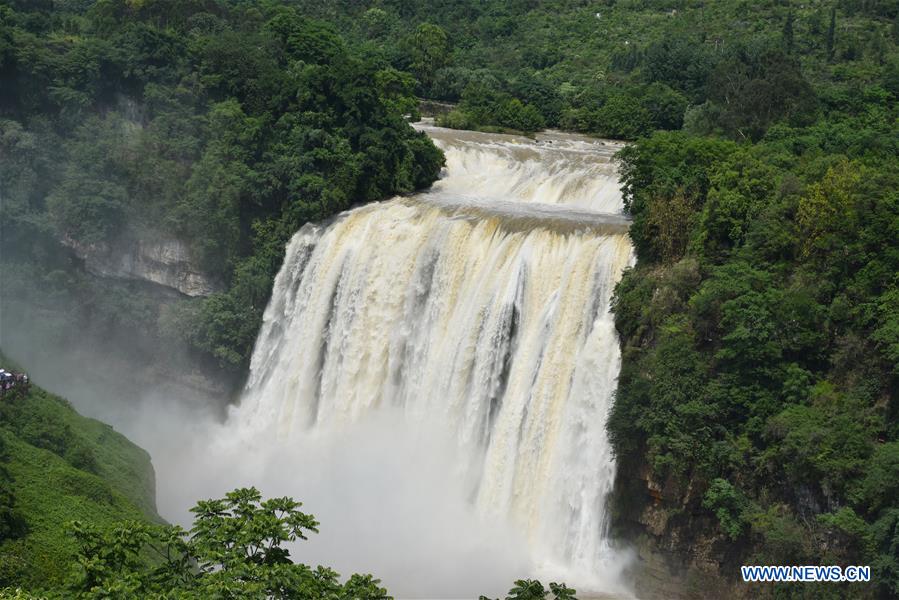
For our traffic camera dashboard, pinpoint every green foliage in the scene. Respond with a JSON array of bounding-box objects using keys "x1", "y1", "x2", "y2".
[
  {"x1": 436, "y1": 108, "x2": 474, "y2": 130},
  {"x1": 51, "y1": 487, "x2": 583, "y2": 599},
  {"x1": 0, "y1": 590, "x2": 47, "y2": 600},
  {"x1": 407, "y1": 23, "x2": 450, "y2": 93},
  {"x1": 558, "y1": 83, "x2": 688, "y2": 140},
  {"x1": 703, "y1": 479, "x2": 751, "y2": 540},
  {"x1": 0, "y1": 377, "x2": 156, "y2": 517},
  {"x1": 642, "y1": 33, "x2": 716, "y2": 103},
  {"x1": 611, "y1": 54, "x2": 898, "y2": 591},
  {"x1": 62, "y1": 487, "x2": 390, "y2": 599},
  {"x1": 827, "y1": 6, "x2": 837, "y2": 62},
  {"x1": 870, "y1": 509, "x2": 899, "y2": 597},
  {"x1": 617, "y1": 132, "x2": 738, "y2": 262},
  {"x1": 591, "y1": 92, "x2": 652, "y2": 140},
  {"x1": 763, "y1": 393, "x2": 877, "y2": 500},
  {"x1": 0, "y1": 0, "x2": 444, "y2": 370},
  {"x1": 0, "y1": 377, "x2": 157, "y2": 591},
  {"x1": 438, "y1": 83, "x2": 545, "y2": 133},
  {"x1": 45, "y1": 115, "x2": 129, "y2": 246},
  {"x1": 0, "y1": 436, "x2": 23, "y2": 543},
  {"x1": 782, "y1": 10, "x2": 795, "y2": 54},
  {"x1": 479, "y1": 579, "x2": 577, "y2": 600},
  {"x1": 706, "y1": 43, "x2": 816, "y2": 140},
  {"x1": 853, "y1": 442, "x2": 899, "y2": 516},
  {"x1": 284, "y1": 0, "x2": 899, "y2": 142}
]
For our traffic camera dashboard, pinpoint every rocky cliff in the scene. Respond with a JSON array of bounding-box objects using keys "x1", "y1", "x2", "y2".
[
  {"x1": 62, "y1": 234, "x2": 221, "y2": 298},
  {"x1": 612, "y1": 455, "x2": 750, "y2": 599}
]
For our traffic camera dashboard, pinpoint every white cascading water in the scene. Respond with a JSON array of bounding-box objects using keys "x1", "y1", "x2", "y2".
[{"x1": 229, "y1": 122, "x2": 635, "y2": 595}]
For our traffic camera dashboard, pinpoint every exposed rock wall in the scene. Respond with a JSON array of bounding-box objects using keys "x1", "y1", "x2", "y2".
[
  {"x1": 612, "y1": 457, "x2": 750, "y2": 599},
  {"x1": 63, "y1": 234, "x2": 220, "y2": 297}
]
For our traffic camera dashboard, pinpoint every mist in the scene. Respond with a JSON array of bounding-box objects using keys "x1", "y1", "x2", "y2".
[
  {"x1": 157, "y1": 408, "x2": 534, "y2": 599},
  {"x1": 0, "y1": 304, "x2": 533, "y2": 599},
  {"x1": 1, "y1": 284, "x2": 634, "y2": 599}
]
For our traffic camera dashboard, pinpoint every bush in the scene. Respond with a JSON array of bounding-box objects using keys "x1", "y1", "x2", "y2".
[
  {"x1": 703, "y1": 478, "x2": 751, "y2": 540},
  {"x1": 436, "y1": 108, "x2": 474, "y2": 130}
]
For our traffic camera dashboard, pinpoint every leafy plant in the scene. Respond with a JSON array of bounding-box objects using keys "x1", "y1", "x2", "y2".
[
  {"x1": 64, "y1": 487, "x2": 390, "y2": 599},
  {"x1": 479, "y1": 578, "x2": 578, "y2": 600}
]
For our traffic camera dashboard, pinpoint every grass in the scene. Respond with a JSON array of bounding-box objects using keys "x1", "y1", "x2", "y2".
[{"x1": 0, "y1": 358, "x2": 159, "y2": 590}]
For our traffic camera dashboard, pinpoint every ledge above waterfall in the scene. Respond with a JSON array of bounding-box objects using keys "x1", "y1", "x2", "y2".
[{"x1": 408, "y1": 194, "x2": 631, "y2": 236}]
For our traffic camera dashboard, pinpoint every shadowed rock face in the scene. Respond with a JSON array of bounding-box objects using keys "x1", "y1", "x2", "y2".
[{"x1": 63, "y1": 234, "x2": 221, "y2": 297}]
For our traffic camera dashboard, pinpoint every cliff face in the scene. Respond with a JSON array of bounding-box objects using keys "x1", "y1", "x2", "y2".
[
  {"x1": 612, "y1": 456, "x2": 749, "y2": 599},
  {"x1": 62, "y1": 234, "x2": 221, "y2": 298},
  {"x1": 10, "y1": 230, "x2": 239, "y2": 401}
]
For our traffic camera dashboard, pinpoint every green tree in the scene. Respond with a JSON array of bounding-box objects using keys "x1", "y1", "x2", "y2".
[
  {"x1": 706, "y1": 43, "x2": 815, "y2": 139},
  {"x1": 595, "y1": 92, "x2": 652, "y2": 139},
  {"x1": 479, "y1": 579, "x2": 578, "y2": 600},
  {"x1": 496, "y1": 98, "x2": 545, "y2": 132},
  {"x1": 782, "y1": 9, "x2": 795, "y2": 54},
  {"x1": 643, "y1": 33, "x2": 715, "y2": 102},
  {"x1": 64, "y1": 487, "x2": 580, "y2": 599},
  {"x1": 0, "y1": 435, "x2": 21, "y2": 542},
  {"x1": 45, "y1": 115, "x2": 130, "y2": 246},
  {"x1": 703, "y1": 479, "x2": 750, "y2": 540},
  {"x1": 360, "y1": 8, "x2": 394, "y2": 39},
  {"x1": 853, "y1": 442, "x2": 899, "y2": 516},
  {"x1": 408, "y1": 23, "x2": 449, "y2": 93},
  {"x1": 826, "y1": 6, "x2": 837, "y2": 62},
  {"x1": 65, "y1": 488, "x2": 390, "y2": 599},
  {"x1": 639, "y1": 83, "x2": 688, "y2": 131}
]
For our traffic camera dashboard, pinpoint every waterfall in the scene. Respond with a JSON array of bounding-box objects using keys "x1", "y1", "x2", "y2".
[{"x1": 230, "y1": 122, "x2": 635, "y2": 593}]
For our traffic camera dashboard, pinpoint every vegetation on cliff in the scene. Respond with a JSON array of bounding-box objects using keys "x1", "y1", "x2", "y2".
[
  {"x1": 611, "y1": 127, "x2": 897, "y2": 597},
  {"x1": 605, "y1": 23, "x2": 898, "y2": 600},
  {"x1": 0, "y1": 363, "x2": 158, "y2": 590},
  {"x1": 0, "y1": 0, "x2": 444, "y2": 374}
]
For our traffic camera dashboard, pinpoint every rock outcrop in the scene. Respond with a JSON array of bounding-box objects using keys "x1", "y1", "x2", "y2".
[
  {"x1": 63, "y1": 234, "x2": 220, "y2": 297},
  {"x1": 612, "y1": 458, "x2": 748, "y2": 599}
]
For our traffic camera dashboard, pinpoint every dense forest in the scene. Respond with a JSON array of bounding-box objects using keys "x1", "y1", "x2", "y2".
[
  {"x1": 0, "y1": 0, "x2": 443, "y2": 379},
  {"x1": 288, "y1": 0, "x2": 899, "y2": 138},
  {"x1": 1, "y1": 0, "x2": 898, "y2": 598},
  {"x1": 611, "y1": 116, "x2": 899, "y2": 596}
]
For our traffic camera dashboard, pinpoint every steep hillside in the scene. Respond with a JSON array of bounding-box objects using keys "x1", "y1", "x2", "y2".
[
  {"x1": 610, "y1": 129, "x2": 898, "y2": 599},
  {"x1": 0, "y1": 362, "x2": 158, "y2": 590}
]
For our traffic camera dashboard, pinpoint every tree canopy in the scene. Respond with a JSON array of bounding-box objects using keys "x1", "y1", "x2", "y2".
[
  {"x1": 0, "y1": 0, "x2": 444, "y2": 373},
  {"x1": 62, "y1": 487, "x2": 391, "y2": 599},
  {"x1": 611, "y1": 93, "x2": 898, "y2": 599}
]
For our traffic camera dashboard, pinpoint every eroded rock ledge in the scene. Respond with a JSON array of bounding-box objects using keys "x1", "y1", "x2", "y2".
[{"x1": 63, "y1": 234, "x2": 221, "y2": 297}]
